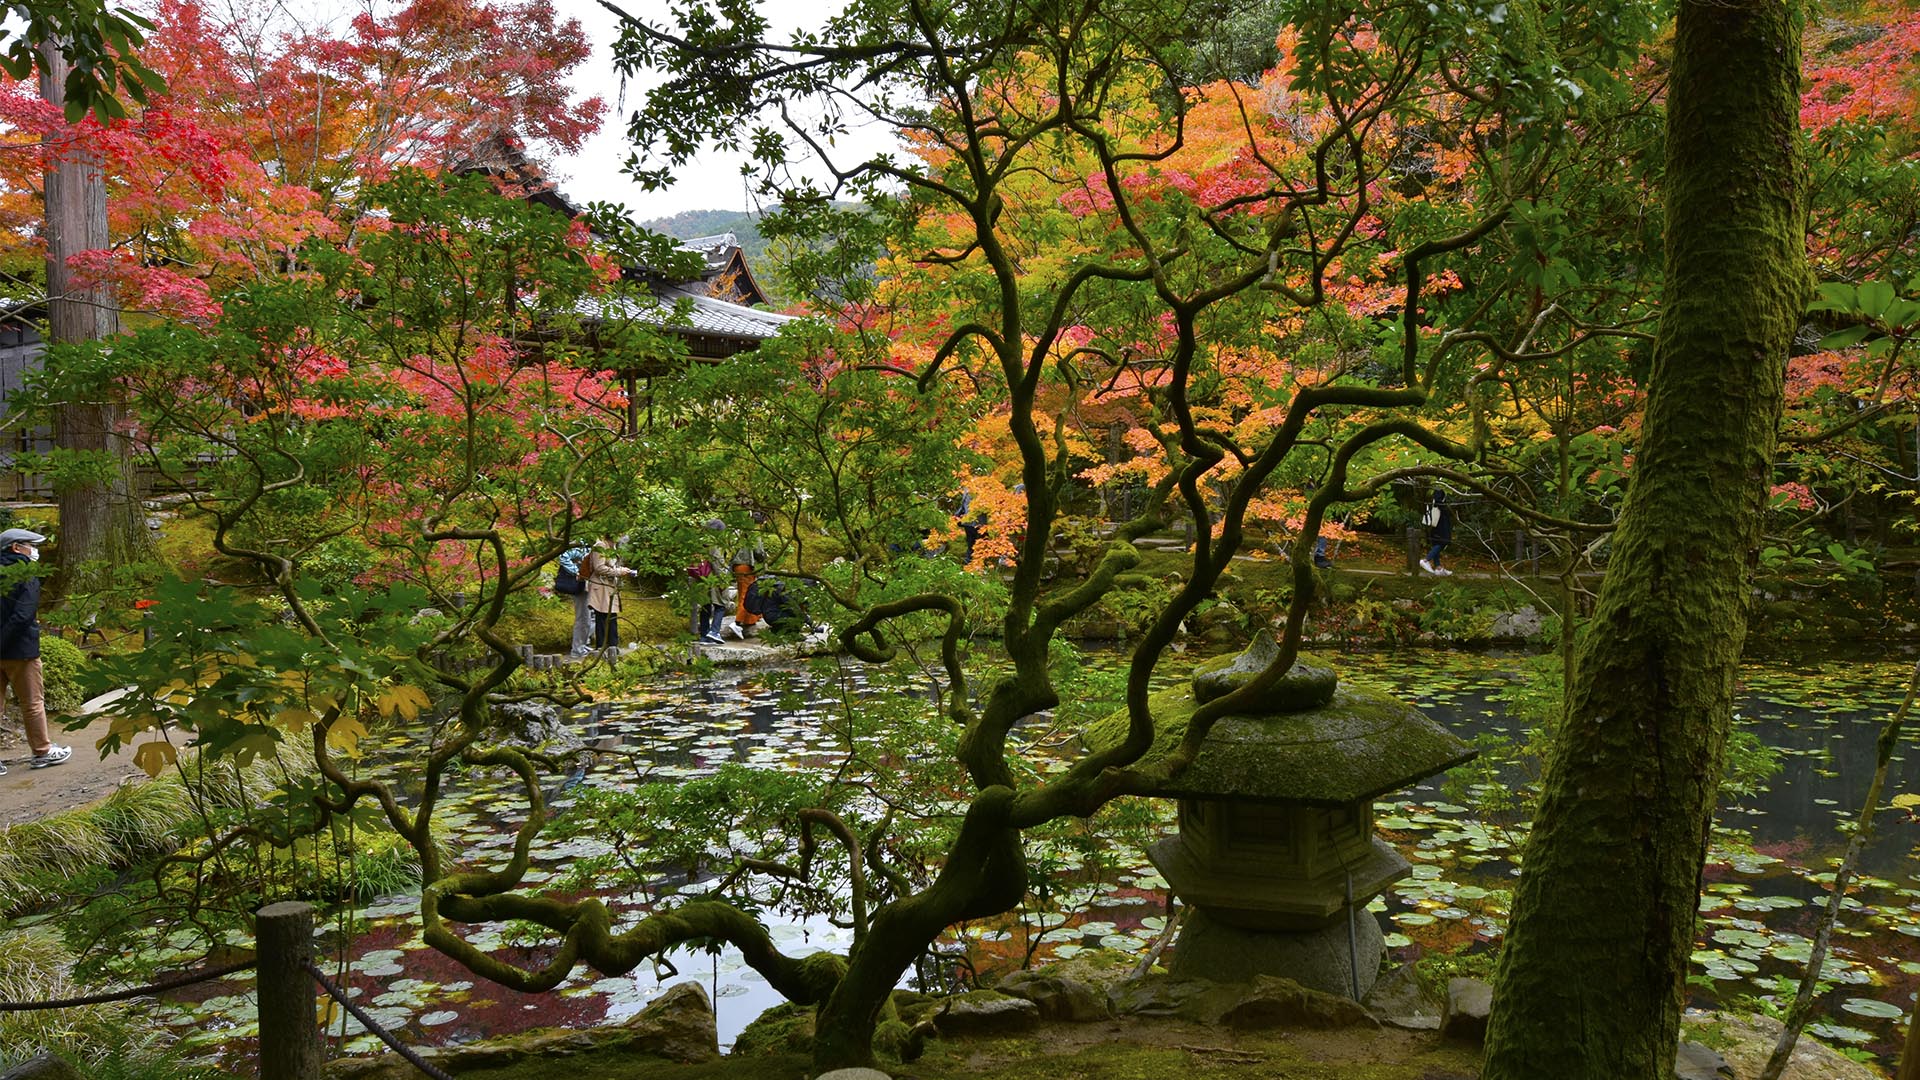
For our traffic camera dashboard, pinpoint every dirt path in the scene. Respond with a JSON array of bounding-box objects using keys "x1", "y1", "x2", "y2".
[{"x1": 0, "y1": 705, "x2": 170, "y2": 826}]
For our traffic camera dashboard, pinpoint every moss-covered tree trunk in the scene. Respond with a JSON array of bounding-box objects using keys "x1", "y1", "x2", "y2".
[{"x1": 1480, "y1": 2, "x2": 1805, "y2": 1077}]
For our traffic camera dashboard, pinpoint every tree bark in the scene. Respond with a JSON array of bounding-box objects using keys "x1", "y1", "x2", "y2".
[
  {"x1": 1480, "y1": 2, "x2": 1806, "y2": 1077},
  {"x1": 39, "y1": 40, "x2": 148, "y2": 582}
]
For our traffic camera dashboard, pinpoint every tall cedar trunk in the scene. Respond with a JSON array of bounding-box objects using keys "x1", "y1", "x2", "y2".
[
  {"x1": 1480, "y1": 2, "x2": 1804, "y2": 1077},
  {"x1": 39, "y1": 41, "x2": 147, "y2": 581}
]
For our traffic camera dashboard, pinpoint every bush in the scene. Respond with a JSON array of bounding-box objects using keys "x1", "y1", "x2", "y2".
[{"x1": 40, "y1": 635, "x2": 88, "y2": 715}]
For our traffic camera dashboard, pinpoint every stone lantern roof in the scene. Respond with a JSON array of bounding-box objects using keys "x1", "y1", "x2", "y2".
[{"x1": 1087, "y1": 631, "x2": 1475, "y2": 807}]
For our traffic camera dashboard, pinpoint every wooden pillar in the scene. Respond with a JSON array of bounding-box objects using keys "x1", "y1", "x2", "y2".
[
  {"x1": 1406, "y1": 527, "x2": 1423, "y2": 574},
  {"x1": 256, "y1": 901, "x2": 320, "y2": 1080},
  {"x1": 624, "y1": 372, "x2": 638, "y2": 436}
]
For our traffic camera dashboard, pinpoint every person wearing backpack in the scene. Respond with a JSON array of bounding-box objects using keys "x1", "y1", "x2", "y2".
[
  {"x1": 554, "y1": 542, "x2": 592, "y2": 656},
  {"x1": 1420, "y1": 491, "x2": 1455, "y2": 576}
]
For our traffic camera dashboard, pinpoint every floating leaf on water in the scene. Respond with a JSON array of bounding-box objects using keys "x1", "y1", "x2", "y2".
[
  {"x1": 1839, "y1": 997, "x2": 1905, "y2": 1020},
  {"x1": 419, "y1": 1011, "x2": 459, "y2": 1026},
  {"x1": 1809, "y1": 1022, "x2": 1875, "y2": 1045}
]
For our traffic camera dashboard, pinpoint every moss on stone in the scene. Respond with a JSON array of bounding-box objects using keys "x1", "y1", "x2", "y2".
[
  {"x1": 1087, "y1": 678, "x2": 1472, "y2": 805},
  {"x1": 730, "y1": 1003, "x2": 815, "y2": 1058}
]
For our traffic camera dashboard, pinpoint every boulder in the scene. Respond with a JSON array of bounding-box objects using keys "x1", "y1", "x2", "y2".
[
  {"x1": 814, "y1": 1070, "x2": 893, "y2": 1080},
  {"x1": 1674, "y1": 1041, "x2": 1734, "y2": 1080},
  {"x1": 1045, "y1": 948, "x2": 1142, "y2": 996},
  {"x1": 1106, "y1": 973, "x2": 1241, "y2": 1021},
  {"x1": 491, "y1": 698, "x2": 569, "y2": 746},
  {"x1": 616, "y1": 980, "x2": 720, "y2": 1062},
  {"x1": 1440, "y1": 977, "x2": 1492, "y2": 1042},
  {"x1": 1188, "y1": 630, "x2": 1337, "y2": 712},
  {"x1": 930, "y1": 990, "x2": 1040, "y2": 1037},
  {"x1": 1685, "y1": 1013, "x2": 1885, "y2": 1080},
  {"x1": 994, "y1": 970, "x2": 1109, "y2": 1021},
  {"x1": 733, "y1": 1002, "x2": 817, "y2": 1057},
  {"x1": 1489, "y1": 606, "x2": 1545, "y2": 639},
  {"x1": 1219, "y1": 974, "x2": 1379, "y2": 1031},
  {"x1": 1362, "y1": 962, "x2": 1441, "y2": 1031},
  {"x1": 0, "y1": 1056, "x2": 88, "y2": 1080}
]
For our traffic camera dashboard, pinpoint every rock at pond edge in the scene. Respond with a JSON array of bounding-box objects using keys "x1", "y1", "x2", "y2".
[
  {"x1": 1440, "y1": 977, "x2": 1491, "y2": 1043},
  {"x1": 930, "y1": 990, "x2": 1040, "y2": 1037}
]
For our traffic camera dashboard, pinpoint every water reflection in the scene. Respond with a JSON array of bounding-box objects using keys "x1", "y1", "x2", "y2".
[{"x1": 150, "y1": 651, "x2": 1920, "y2": 1070}]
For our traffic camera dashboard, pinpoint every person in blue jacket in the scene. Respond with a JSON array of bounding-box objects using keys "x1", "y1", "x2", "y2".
[
  {"x1": 557, "y1": 542, "x2": 592, "y2": 656},
  {"x1": 0, "y1": 528, "x2": 66, "y2": 773}
]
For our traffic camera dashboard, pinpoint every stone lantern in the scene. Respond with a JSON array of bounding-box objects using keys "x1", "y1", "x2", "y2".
[{"x1": 1108, "y1": 632, "x2": 1474, "y2": 999}]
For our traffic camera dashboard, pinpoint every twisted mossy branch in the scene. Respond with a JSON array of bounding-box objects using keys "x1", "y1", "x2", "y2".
[{"x1": 838, "y1": 593, "x2": 970, "y2": 724}]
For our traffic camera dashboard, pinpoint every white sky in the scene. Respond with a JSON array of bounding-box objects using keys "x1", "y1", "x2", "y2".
[{"x1": 537, "y1": 0, "x2": 901, "y2": 222}]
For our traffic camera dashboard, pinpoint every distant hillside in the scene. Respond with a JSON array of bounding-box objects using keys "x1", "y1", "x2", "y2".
[{"x1": 640, "y1": 209, "x2": 771, "y2": 268}]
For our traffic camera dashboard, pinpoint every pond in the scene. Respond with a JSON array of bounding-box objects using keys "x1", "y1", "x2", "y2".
[{"x1": 143, "y1": 648, "x2": 1920, "y2": 1072}]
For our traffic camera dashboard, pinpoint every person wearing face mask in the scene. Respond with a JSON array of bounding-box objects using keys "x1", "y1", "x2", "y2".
[{"x1": 0, "y1": 528, "x2": 65, "y2": 773}]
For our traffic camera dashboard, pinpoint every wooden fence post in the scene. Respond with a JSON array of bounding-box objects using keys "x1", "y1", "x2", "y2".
[
  {"x1": 1406, "y1": 527, "x2": 1423, "y2": 574},
  {"x1": 257, "y1": 901, "x2": 321, "y2": 1080}
]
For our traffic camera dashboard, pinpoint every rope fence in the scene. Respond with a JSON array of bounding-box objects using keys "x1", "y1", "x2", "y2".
[
  {"x1": 0, "y1": 901, "x2": 448, "y2": 1080},
  {"x1": 0, "y1": 958, "x2": 257, "y2": 1011},
  {"x1": 307, "y1": 961, "x2": 456, "y2": 1080}
]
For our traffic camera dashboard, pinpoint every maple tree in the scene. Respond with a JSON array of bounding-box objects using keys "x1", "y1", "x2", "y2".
[
  {"x1": 26, "y1": 169, "x2": 665, "y2": 950},
  {"x1": 2, "y1": 0, "x2": 604, "y2": 317},
  {"x1": 385, "y1": 0, "x2": 1681, "y2": 1069},
  {"x1": 0, "y1": 0, "x2": 605, "y2": 580}
]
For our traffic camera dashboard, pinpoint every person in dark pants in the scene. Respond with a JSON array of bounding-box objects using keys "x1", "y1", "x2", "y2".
[
  {"x1": 584, "y1": 539, "x2": 638, "y2": 650},
  {"x1": 0, "y1": 528, "x2": 66, "y2": 773},
  {"x1": 1420, "y1": 493, "x2": 1455, "y2": 576}
]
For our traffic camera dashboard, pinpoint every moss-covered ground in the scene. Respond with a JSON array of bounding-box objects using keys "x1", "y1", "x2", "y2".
[{"x1": 390, "y1": 1021, "x2": 1480, "y2": 1080}]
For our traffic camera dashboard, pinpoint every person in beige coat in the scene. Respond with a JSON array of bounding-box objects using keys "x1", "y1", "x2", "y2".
[{"x1": 584, "y1": 539, "x2": 637, "y2": 650}]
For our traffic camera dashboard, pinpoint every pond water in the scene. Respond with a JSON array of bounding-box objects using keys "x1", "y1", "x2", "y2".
[{"x1": 144, "y1": 649, "x2": 1920, "y2": 1072}]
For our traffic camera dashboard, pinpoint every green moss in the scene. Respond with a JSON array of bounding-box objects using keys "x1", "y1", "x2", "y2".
[
  {"x1": 494, "y1": 596, "x2": 579, "y2": 654},
  {"x1": 1412, "y1": 950, "x2": 1498, "y2": 1001},
  {"x1": 731, "y1": 1003, "x2": 816, "y2": 1058},
  {"x1": 627, "y1": 597, "x2": 692, "y2": 643},
  {"x1": 1084, "y1": 680, "x2": 1473, "y2": 805},
  {"x1": 444, "y1": 1052, "x2": 814, "y2": 1080}
]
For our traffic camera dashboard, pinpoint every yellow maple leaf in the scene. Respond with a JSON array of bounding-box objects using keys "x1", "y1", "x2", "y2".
[
  {"x1": 133, "y1": 740, "x2": 177, "y2": 779},
  {"x1": 376, "y1": 684, "x2": 433, "y2": 722},
  {"x1": 1890, "y1": 793, "x2": 1920, "y2": 810},
  {"x1": 325, "y1": 713, "x2": 369, "y2": 757},
  {"x1": 271, "y1": 707, "x2": 321, "y2": 734}
]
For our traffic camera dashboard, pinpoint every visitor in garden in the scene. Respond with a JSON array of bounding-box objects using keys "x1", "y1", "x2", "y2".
[
  {"x1": 953, "y1": 491, "x2": 987, "y2": 562},
  {"x1": 744, "y1": 577, "x2": 801, "y2": 630},
  {"x1": 1420, "y1": 491, "x2": 1455, "y2": 577},
  {"x1": 1313, "y1": 534, "x2": 1333, "y2": 569},
  {"x1": 694, "y1": 519, "x2": 732, "y2": 645},
  {"x1": 583, "y1": 539, "x2": 638, "y2": 651},
  {"x1": 728, "y1": 535, "x2": 770, "y2": 640},
  {"x1": 0, "y1": 528, "x2": 66, "y2": 773},
  {"x1": 554, "y1": 541, "x2": 592, "y2": 656}
]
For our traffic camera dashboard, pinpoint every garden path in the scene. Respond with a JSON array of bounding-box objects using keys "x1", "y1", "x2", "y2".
[{"x1": 0, "y1": 692, "x2": 168, "y2": 825}]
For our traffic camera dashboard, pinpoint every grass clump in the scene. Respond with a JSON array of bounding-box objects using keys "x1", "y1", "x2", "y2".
[{"x1": 0, "y1": 924, "x2": 230, "y2": 1078}]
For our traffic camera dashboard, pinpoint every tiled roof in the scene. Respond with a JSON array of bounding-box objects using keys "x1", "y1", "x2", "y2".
[{"x1": 585, "y1": 283, "x2": 797, "y2": 342}]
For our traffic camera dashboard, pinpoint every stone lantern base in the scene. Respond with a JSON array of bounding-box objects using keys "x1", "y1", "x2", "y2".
[{"x1": 1167, "y1": 906, "x2": 1386, "y2": 999}]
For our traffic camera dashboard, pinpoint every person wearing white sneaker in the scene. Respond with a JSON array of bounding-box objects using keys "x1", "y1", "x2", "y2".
[
  {"x1": 1421, "y1": 491, "x2": 1455, "y2": 578},
  {"x1": 0, "y1": 528, "x2": 62, "y2": 772}
]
